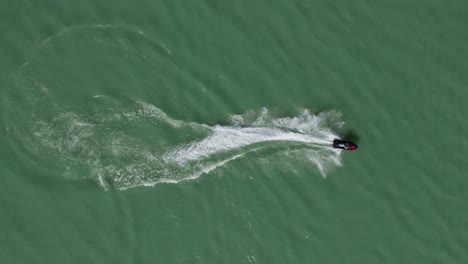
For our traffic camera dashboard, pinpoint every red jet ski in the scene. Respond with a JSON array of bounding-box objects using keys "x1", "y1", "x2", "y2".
[{"x1": 333, "y1": 139, "x2": 358, "y2": 150}]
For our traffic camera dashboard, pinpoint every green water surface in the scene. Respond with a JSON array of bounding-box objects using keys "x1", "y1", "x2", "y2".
[{"x1": 1, "y1": 1, "x2": 468, "y2": 263}]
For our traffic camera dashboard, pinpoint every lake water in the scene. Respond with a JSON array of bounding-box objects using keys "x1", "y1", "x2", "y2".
[{"x1": 1, "y1": 1, "x2": 467, "y2": 263}]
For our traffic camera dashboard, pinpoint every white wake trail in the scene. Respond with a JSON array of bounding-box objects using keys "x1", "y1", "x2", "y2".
[
  {"x1": 164, "y1": 125, "x2": 336, "y2": 165},
  {"x1": 164, "y1": 107, "x2": 342, "y2": 164},
  {"x1": 5, "y1": 24, "x2": 350, "y2": 189}
]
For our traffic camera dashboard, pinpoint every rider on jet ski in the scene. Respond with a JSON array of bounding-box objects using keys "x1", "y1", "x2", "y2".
[{"x1": 333, "y1": 139, "x2": 358, "y2": 150}]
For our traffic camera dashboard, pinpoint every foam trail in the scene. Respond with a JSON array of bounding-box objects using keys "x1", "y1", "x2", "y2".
[
  {"x1": 165, "y1": 125, "x2": 335, "y2": 164},
  {"x1": 10, "y1": 92, "x2": 345, "y2": 189},
  {"x1": 5, "y1": 24, "x2": 347, "y2": 189},
  {"x1": 137, "y1": 152, "x2": 247, "y2": 189},
  {"x1": 164, "y1": 108, "x2": 342, "y2": 165}
]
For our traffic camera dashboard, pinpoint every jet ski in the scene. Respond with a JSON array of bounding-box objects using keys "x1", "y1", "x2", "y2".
[{"x1": 333, "y1": 139, "x2": 358, "y2": 150}]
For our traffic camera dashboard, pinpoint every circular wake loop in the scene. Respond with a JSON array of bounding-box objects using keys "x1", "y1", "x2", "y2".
[{"x1": 4, "y1": 24, "x2": 346, "y2": 190}]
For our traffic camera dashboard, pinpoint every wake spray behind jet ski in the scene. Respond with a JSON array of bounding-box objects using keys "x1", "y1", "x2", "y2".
[{"x1": 333, "y1": 139, "x2": 358, "y2": 150}]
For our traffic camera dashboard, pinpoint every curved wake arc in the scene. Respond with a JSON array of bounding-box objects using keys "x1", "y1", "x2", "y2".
[{"x1": 3, "y1": 24, "x2": 347, "y2": 190}]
